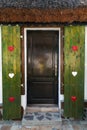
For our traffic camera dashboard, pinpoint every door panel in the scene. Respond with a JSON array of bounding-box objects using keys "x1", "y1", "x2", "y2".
[
  {"x1": 2, "y1": 26, "x2": 21, "y2": 120},
  {"x1": 27, "y1": 31, "x2": 59, "y2": 104},
  {"x1": 64, "y1": 26, "x2": 85, "y2": 118}
]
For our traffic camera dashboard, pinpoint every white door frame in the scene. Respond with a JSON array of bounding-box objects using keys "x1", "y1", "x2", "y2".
[
  {"x1": 21, "y1": 28, "x2": 62, "y2": 110},
  {"x1": 0, "y1": 27, "x2": 2, "y2": 105}
]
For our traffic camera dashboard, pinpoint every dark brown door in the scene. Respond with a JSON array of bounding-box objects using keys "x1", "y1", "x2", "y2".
[{"x1": 27, "y1": 31, "x2": 59, "y2": 105}]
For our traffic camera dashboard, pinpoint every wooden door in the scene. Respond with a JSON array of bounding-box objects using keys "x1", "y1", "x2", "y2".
[
  {"x1": 2, "y1": 26, "x2": 21, "y2": 120},
  {"x1": 64, "y1": 26, "x2": 85, "y2": 119},
  {"x1": 27, "y1": 31, "x2": 59, "y2": 105}
]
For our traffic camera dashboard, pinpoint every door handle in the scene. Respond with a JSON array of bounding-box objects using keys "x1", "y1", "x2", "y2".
[
  {"x1": 21, "y1": 84, "x2": 24, "y2": 87},
  {"x1": 21, "y1": 83, "x2": 25, "y2": 95}
]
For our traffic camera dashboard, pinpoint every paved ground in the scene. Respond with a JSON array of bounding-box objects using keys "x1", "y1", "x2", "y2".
[
  {"x1": 0, "y1": 118, "x2": 87, "y2": 130},
  {"x1": 0, "y1": 115, "x2": 86, "y2": 130},
  {"x1": 0, "y1": 108, "x2": 86, "y2": 130},
  {"x1": 62, "y1": 119, "x2": 87, "y2": 130}
]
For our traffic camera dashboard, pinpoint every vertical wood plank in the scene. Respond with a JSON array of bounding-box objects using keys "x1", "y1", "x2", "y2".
[
  {"x1": 2, "y1": 26, "x2": 21, "y2": 120},
  {"x1": 64, "y1": 26, "x2": 85, "y2": 118}
]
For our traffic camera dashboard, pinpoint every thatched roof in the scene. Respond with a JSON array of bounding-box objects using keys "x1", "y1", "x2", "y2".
[
  {"x1": 0, "y1": 0, "x2": 87, "y2": 9},
  {"x1": 0, "y1": 0, "x2": 87, "y2": 23}
]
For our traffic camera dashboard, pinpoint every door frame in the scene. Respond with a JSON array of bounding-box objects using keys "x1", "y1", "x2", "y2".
[{"x1": 23, "y1": 28, "x2": 61, "y2": 109}]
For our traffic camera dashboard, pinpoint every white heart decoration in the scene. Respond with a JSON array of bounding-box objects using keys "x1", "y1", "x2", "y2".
[
  {"x1": 72, "y1": 71, "x2": 77, "y2": 77},
  {"x1": 9, "y1": 73, "x2": 15, "y2": 78}
]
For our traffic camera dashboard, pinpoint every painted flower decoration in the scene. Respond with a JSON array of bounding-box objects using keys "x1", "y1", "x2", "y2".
[
  {"x1": 72, "y1": 71, "x2": 78, "y2": 77},
  {"x1": 72, "y1": 46, "x2": 78, "y2": 51},
  {"x1": 71, "y1": 96, "x2": 77, "y2": 102},
  {"x1": 8, "y1": 46, "x2": 14, "y2": 52},
  {"x1": 8, "y1": 97, "x2": 15, "y2": 102},
  {"x1": 8, "y1": 73, "x2": 15, "y2": 78}
]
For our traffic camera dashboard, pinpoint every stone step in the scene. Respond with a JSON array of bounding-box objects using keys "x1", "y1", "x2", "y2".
[
  {"x1": 22, "y1": 125, "x2": 61, "y2": 130},
  {"x1": 22, "y1": 112, "x2": 62, "y2": 129},
  {"x1": 26, "y1": 105, "x2": 59, "y2": 113}
]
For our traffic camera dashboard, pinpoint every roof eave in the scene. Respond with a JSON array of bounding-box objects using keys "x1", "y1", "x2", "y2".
[{"x1": 0, "y1": 7, "x2": 87, "y2": 23}]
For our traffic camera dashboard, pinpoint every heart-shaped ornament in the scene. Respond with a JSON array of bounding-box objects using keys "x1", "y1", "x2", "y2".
[
  {"x1": 8, "y1": 46, "x2": 14, "y2": 52},
  {"x1": 72, "y1": 71, "x2": 77, "y2": 77},
  {"x1": 9, "y1": 73, "x2": 14, "y2": 78},
  {"x1": 71, "y1": 96, "x2": 77, "y2": 102},
  {"x1": 72, "y1": 46, "x2": 78, "y2": 51},
  {"x1": 8, "y1": 97, "x2": 15, "y2": 102}
]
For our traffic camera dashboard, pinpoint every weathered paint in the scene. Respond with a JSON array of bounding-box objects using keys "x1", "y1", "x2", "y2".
[
  {"x1": 2, "y1": 26, "x2": 21, "y2": 120},
  {"x1": 64, "y1": 26, "x2": 85, "y2": 118}
]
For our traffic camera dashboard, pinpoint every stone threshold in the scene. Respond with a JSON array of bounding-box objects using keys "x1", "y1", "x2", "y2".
[{"x1": 26, "y1": 105, "x2": 59, "y2": 113}]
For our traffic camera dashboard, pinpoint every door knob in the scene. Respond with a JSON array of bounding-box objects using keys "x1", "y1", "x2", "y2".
[{"x1": 21, "y1": 84, "x2": 24, "y2": 87}]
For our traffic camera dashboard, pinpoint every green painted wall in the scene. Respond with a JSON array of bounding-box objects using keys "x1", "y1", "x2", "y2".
[{"x1": 2, "y1": 26, "x2": 21, "y2": 120}]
